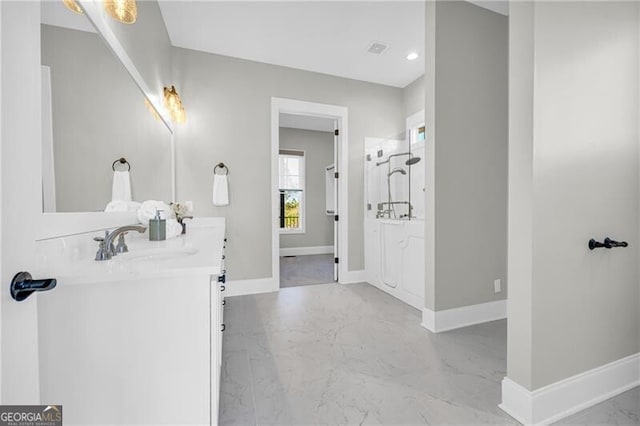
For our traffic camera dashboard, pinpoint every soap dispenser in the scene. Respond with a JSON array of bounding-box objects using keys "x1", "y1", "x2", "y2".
[{"x1": 149, "y1": 209, "x2": 166, "y2": 241}]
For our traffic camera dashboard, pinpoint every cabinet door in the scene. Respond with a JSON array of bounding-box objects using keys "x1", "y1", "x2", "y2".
[{"x1": 38, "y1": 276, "x2": 211, "y2": 425}]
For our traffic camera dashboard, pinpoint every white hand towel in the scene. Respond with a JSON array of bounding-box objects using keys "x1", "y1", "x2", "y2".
[
  {"x1": 112, "y1": 171, "x2": 132, "y2": 202},
  {"x1": 213, "y1": 174, "x2": 229, "y2": 206},
  {"x1": 165, "y1": 219, "x2": 183, "y2": 239},
  {"x1": 137, "y1": 200, "x2": 172, "y2": 225}
]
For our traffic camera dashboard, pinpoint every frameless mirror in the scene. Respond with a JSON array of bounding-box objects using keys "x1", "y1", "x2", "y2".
[{"x1": 40, "y1": 2, "x2": 172, "y2": 213}]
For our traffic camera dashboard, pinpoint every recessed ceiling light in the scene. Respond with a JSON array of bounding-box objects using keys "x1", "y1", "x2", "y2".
[{"x1": 406, "y1": 52, "x2": 419, "y2": 61}]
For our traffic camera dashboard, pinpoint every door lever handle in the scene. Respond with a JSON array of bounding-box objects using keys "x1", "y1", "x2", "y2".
[
  {"x1": 10, "y1": 272, "x2": 57, "y2": 302},
  {"x1": 604, "y1": 237, "x2": 628, "y2": 249},
  {"x1": 589, "y1": 237, "x2": 629, "y2": 250}
]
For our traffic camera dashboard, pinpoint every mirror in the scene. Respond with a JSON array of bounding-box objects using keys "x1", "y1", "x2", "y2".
[{"x1": 40, "y1": 2, "x2": 172, "y2": 213}]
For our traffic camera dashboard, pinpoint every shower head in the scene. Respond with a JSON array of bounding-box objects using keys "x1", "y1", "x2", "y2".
[
  {"x1": 405, "y1": 156, "x2": 421, "y2": 166},
  {"x1": 388, "y1": 167, "x2": 407, "y2": 177}
]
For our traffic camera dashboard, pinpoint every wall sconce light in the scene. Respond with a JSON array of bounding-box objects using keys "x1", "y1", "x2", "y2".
[
  {"x1": 62, "y1": 0, "x2": 84, "y2": 14},
  {"x1": 104, "y1": 0, "x2": 137, "y2": 24},
  {"x1": 164, "y1": 86, "x2": 186, "y2": 124}
]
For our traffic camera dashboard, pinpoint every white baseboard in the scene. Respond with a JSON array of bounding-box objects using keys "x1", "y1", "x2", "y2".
[
  {"x1": 499, "y1": 353, "x2": 640, "y2": 425},
  {"x1": 340, "y1": 269, "x2": 366, "y2": 284},
  {"x1": 225, "y1": 277, "x2": 277, "y2": 297},
  {"x1": 280, "y1": 245, "x2": 334, "y2": 256},
  {"x1": 420, "y1": 299, "x2": 507, "y2": 333}
]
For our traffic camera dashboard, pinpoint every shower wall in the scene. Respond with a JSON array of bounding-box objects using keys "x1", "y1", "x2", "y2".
[{"x1": 365, "y1": 130, "x2": 425, "y2": 220}]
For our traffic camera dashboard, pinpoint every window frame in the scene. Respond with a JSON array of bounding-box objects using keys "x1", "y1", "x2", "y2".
[{"x1": 278, "y1": 150, "x2": 306, "y2": 234}]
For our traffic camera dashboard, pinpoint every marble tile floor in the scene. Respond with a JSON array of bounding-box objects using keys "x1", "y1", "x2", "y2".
[
  {"x1": 555, "y1": 387, "x2": 639, "y2": 425},
  {"x1": 219, "y1": 282, "x2": 639, "y2": 425},
  {"x1": 280, "y1": 254, "x2": 335, "y2": 288}
]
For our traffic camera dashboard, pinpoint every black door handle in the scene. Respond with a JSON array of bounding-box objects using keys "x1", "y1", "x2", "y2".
[
  {"x1": 604, "y1": 237, "x2": 628, "y2": 248},
  {"x1": 10, "y1": 272, "x2": 57, "y2": 302},
  {"x1": 589, "y1": 237, "x2": 629, "y2": 250}
]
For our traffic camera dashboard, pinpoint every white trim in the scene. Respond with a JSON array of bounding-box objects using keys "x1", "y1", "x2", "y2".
[
  {"x1": 279, "y1": 245, "x2": 334, "y2": 256},
  {"x1": 499, "y1": 353, "x2": 640, "y2": 425},
  {"x1": 41, "y1": 66, "x2": 56, "y2": 213},
  {"x1": 225, "y1": 278, "x2": 277, "y2": 297},
  {"x1": 340, "y1": 270, "x2": 367, "y2": 284},
  {"x1": 406, "y1": 110, "x2": 425, "y2": 138},
  {"x1": 420, "y1": 299, "x2": 507, "y2": 333},
  {"x1": 271, "y1": 98, "x2": 349, "y2": 288}
]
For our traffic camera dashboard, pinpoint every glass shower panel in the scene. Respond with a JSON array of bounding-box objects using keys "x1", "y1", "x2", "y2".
[{"x1": 364, "y1": 132, "x2": 412, "y2": 220}]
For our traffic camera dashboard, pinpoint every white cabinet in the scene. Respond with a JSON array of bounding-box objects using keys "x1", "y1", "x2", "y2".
[
  {"x1": 38, "y1": 276, "x2": 215, "y2": 425},
  {"x1": 212, "y1": 237, "x2": 226, "y2": 423},
  {"x1": 35, "y1": 221, "x2": 227, "y2": 425}
]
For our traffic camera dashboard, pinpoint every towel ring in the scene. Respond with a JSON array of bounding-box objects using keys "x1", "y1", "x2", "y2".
[
  {"x1": 112, "y1": 157, "x2": 131, "y2": 172},
  {"x1": 214, "y1": 162, "x2": 228, "y2": 175}
]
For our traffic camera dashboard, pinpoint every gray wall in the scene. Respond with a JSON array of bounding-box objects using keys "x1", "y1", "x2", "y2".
[
  {"x1": 425, "y1": 2, "x2": 508, "y2": 311},
  {"x1": 42, "y1": 25, "x2": 172, "y2": 212},
  {"x1": 403, "y1": 75, "x2": 425, "y2": 118},
  {"x1": 508, "y1": 1, "x2": 639, "y2": 390},
  {"x1": 505, "y1": 1, "x2": 535, "y2": 389},
  {"x1": 279, "y1": 128, "x2": 334, "y2": 249},
  {"x1": 173, "y1": 48, "x2": 405, "y2": 280}
]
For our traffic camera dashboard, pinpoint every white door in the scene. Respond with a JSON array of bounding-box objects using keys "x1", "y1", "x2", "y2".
[{"x1": 1, "y1": 1, "x2": 48, "y2": 403}]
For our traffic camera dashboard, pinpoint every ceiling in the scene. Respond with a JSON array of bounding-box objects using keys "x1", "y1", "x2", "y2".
[
  {"x1": 158, "y1": 1, "x2": 425, "y2": 88},
  {"x1": 42, "y1": 1, "x2": 508, "y2": 89}
]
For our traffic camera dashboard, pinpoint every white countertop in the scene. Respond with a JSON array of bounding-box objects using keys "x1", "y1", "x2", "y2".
[{"x1": 35, "y1": 217, "x2": 226, "y2": 286}]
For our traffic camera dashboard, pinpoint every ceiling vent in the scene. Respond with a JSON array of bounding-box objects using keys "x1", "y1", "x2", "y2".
[{"x1": 367, "y1": 41, "x2": 388, "y2": 55}]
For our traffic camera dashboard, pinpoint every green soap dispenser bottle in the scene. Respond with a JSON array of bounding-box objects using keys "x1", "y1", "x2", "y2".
[{"x1": 149, "y1": 209, "x2": 166, "y2": 241}]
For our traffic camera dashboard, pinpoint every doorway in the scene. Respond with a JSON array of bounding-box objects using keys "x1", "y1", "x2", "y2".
[{"x1": 271, "y1": 98, "x2": 349, "y2": 289}]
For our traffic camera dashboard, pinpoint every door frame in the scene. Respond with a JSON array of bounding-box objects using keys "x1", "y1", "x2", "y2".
[{"x1": 271, "y1": 98, "x2": 349, "y2": 289}]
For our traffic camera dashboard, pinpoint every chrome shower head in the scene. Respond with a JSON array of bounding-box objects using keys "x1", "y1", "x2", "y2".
[
  {"x1": 405, "y1": 156, "x2": 421, "y2": 166},
  {"x1": 388, "y1": 167, "x2": 407, "y2": 177}
]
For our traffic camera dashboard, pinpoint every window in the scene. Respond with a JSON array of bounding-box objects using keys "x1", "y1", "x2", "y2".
[{"x1": 279, "y1": 150, "x2": 305, "y2": 232}]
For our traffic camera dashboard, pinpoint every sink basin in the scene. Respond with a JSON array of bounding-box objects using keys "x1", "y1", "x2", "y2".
[{"x1": 120, "y1": 248, "x2": 199, "y2": 262}]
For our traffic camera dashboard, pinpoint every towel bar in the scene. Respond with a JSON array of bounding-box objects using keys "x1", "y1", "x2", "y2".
[
  {"x1": 112, "y1": 157, "x2": 131, "y2": 171},
  {"x1": 214, "y1": 162, "x2": 228, "y2": 175}
]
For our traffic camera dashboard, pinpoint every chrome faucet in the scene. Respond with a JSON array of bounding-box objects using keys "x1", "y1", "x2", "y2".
[
  {"x1": 94, "y1": 225, "x2": 147, "y2": 261},
  {"x1": 177, "y1": 215, "x2": 194, "y2": 234}
]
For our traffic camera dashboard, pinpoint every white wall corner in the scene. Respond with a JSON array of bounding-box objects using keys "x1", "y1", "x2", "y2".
[
  {"x1": 420, "y1": 299, "x2": 507, "y2": 333},
  {"x1": 279, "y1": 245, "x2": 334, "y2": 257},
  {"x1": 225, "y1": 277, "x2": 278, "y2": 297},
  {"x1": 499, "y1": 353, "x2": 640, "y2": 425},
  {"x1": 340, "y1": 270, "x2": 366, "y2": 284}
]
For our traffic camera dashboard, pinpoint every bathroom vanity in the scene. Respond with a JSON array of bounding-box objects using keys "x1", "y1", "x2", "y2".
[{"x1": 34, "y1": 218, "x2": 226, "y2": 425}]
